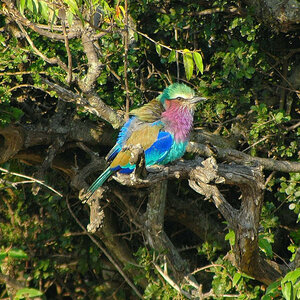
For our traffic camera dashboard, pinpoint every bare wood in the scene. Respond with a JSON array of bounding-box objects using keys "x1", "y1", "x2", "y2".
[
  {"x1": 188, "y1": 157, "x2": 287, "y2": 285},
  {"x1": 59, "y1": 8, "x2": 73, "y2": 84},
  {"x1": 187, "y1": 141, "x2": 300, "y2": 173},
  {"x1": 41, "y1": 78, "x2": 123, "y2": 129}
]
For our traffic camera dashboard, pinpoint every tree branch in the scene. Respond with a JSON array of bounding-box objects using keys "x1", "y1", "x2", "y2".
[
  {"x1": 187, "y1": 141, "x2": 300, "y2": 173},
  {"x1": 16, "y1": 21, "x2": 69, "y2": 73},
  {"x1": 78, "y1": 27, "x2": 103, "y2": 93},
  {"x1": 2, "y1": 0, "x2": 81, "y2": 40},
  {"x1": 41, "y1": 78, "x2": 123, "y2": 128},
  {"x1": 59, "y1": 8, "x2": 73, "y2": 84}
]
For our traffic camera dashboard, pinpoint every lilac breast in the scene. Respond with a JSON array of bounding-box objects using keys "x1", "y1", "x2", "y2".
[{"x1": 162, "y1": 103, "x2": 194, "y2": 142}]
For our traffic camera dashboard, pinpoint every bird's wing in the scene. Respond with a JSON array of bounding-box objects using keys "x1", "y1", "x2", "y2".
[
  {"x1": 106, "y1": 99, "x2": 164, "y2": 161},
  {"x1": 106, "y1": 117, "x2": 139, "y2": 162},
  {"x1": 130, "y1": 99, "x2": 164, "y2": 122},
  {"x1": 110, "y1": 122, "x2": 173, "y2": 171}
]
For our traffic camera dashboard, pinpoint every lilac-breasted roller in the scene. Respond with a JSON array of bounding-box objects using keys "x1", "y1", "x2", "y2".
[{"x1": 87, "y1": 83, "x2": 206, "y2": 195}]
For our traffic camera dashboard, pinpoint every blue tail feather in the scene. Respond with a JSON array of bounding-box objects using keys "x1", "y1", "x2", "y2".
[{"x1": 88, "y1": 167, "x2": 113, "y2": 195}]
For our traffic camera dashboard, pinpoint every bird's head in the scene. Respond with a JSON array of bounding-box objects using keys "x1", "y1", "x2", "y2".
[{"x1": 158, "y1": 83, "x2": 206, "y2": 111}]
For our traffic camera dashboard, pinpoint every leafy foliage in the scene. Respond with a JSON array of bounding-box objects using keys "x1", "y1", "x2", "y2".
[{"x1": 0, "y1": 0, "x2": 299, "y2": 298}]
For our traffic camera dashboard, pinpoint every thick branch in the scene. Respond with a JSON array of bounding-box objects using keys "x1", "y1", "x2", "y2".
[
  {"x1": 187, "y1": 141, "x2": 300, "y2": 173},
  {"x1": 0, "y1": 119, "x2": 114, "y2": 165},
  {"x1": 78, "y1": 28, "x2": 103, "y2": 93},
  {"x1": 188, "y1": 157, "x2": 287, "y2": 285},
  {"x1": 41, "y1": 78, "x2": 123, "y2": 129}
]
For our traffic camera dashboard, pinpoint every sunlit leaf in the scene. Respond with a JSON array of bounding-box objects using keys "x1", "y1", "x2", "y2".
[
  {"x1": 155, "y1": 44, "x2": 161, "y2": 56},
  {"x1": 19, "y1": 0, "x2": 26, "y2": 15},
  {"x1": 168, "y1": 49, "x2": 176, "y2": 63},
  {"x1": 282, "y1": 281, "x2": 292, "y2": 300},
  {"x1": 8, "y1": 248, "x2": 28, "y2": 260},
  {"x1": 225, "y1": 229, "x2": 235, "y2": 246},
  {"x1": 183, "y1": 49, "x2": 194, "y2": 81},
  {"x1": 232, "y1": 272, "x2": 241, "y2": 286},
  {"x1": 15, "y1": 288, "x2": 43, "y2": 300},
  {"x1": 193, "y1": 51, "x2": 204, "y2": 74},
  {"x1": 282, "y1": 268, "x2": 300, "y2": 284}
]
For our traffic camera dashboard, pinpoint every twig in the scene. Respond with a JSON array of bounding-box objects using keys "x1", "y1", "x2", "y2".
[
  {"x1": 0, "y1": 167, "x2": 63, "y2": 197},
  {"x1": 242, "y1": 135, "x2": 270, "y2": 152},
  {"x1": 65, "y1": 196, "x2": 143, "y2": 299},
  {"x1": 191, "y1": 263, "x2": 226, "y2": 275},
  {"x1": 40, "y1": 77, "x2": 123, "y2": 129},
  {"x1": 59, "y1": 8, "x2": 73, "y2": 84},
  {"x1": 153, "y1": 263, "x2": 193, "y2": 299},
  {"x1": 174, "y1": 27, "x2": 179, "y2": 80},
  {"x1": 189, "y1": 6, "x2": 242, "y2": 16},
  {"x1": 16, "y1": 21, "x2": 69, "y2": 73},
  {"x1": 287, "y1": 120, "x2": 300, "y2": 131},
  {"x1": 123, "y1": 0, "x2": 130, "y2": 118},
  {"x1": 2, "y1": 0, "x2": 81, "y2": 41}
]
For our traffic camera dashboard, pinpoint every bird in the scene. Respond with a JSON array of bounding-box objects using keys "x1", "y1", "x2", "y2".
[{"x1": 87, "y1": 83, "x2": 206, "y2": 196}]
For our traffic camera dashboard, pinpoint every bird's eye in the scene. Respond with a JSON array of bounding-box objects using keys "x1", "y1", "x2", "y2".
[{"x1": 176, "y1": 97, "x2": 183, "y2": 101}]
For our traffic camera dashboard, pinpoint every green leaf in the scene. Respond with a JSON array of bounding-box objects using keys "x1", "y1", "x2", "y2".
[
  {"x1": 8, "y1": 249, "x2": 28, "y2": 260},
  {"x1": 183, "y1": 50, "x2": 194, "y2": 81},
  {"x1": 225, "y1": 229, "x2": 235, "y2": 246},
  {"x1": 26, "y1": 0, "x2": 33, "y2": 13},
  {"x1": 168, "y1": 49, "x2": 176, "y2": 63},
  {"x1": 282, "y1": 281, "x2": 292, "y2": 300},
  {"x1": 193, "y1": 52, "x2": 204, "y2": 74},
  {"x1": 64, "y1": 0, "x2": 79, "y2": 15},
  {"x1": 265, "y1": 280, "x2": 281, "y2": 295},
  {"x1": 232, "y1": 272, "x2": 242, "y2": 286},
  {"x1": 19, "y1": 0, "x2": 26, "y2": 15},
  {"x1": 39, "y1": 1, "x2": 49, "y2": 21},
  {"x1": 66, "y1": 10, "x2": 74, "y2": 26},
  {"x1": 15, "y1": 288, "x2": 43, "y2": 299},
  {"x1": 275, "y1": 112, "x2": 284, "y2": 123},
  {"x1": 282, "y1": 268, "x2": 300, "y2": 284},
  {"x1": 261, "y1": 296, "x2": 272, "y2": 300},
  {"x1": 259, "y1": 238, "x2": 273, "y2": 258},
  {"x1": 155, "y1": 44, "x2": 161, "y2": 56}
]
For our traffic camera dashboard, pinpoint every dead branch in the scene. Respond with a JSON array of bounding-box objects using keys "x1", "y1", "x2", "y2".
[
  {"x1": 0, "y1": 167, "x2": 63, "y2": 197},
  {"x1": 188, "y1": 157, "x2": 287, "y2": 285},
  {"x1": 41, "y1": 78, "x2": 123, "y2": 129},
  {"x1": 187, "y1": 141, "x2": 300, "y2": 173}
]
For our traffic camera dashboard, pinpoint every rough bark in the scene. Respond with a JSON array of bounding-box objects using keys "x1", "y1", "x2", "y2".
[{"x1": 242, "y1": 0, "x2": 300, "y2": 31}]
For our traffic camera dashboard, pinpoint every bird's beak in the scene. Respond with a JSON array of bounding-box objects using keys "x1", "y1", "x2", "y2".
[{"x1": 189, "y1": 96, "x2": 207, "y2": 103}]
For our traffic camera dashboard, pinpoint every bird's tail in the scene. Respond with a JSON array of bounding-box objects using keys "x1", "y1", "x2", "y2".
[{"x1": 87, "y1": 167, "x2": 113, "y2": 197}]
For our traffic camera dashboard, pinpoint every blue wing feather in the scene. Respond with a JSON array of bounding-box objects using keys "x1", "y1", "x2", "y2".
[
  {"x1": 145, "y1": 131, "x2": 173, "y2": 166},
  {"x1": 106, "y1": 117, "x2": 135, "y2": 161}
]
